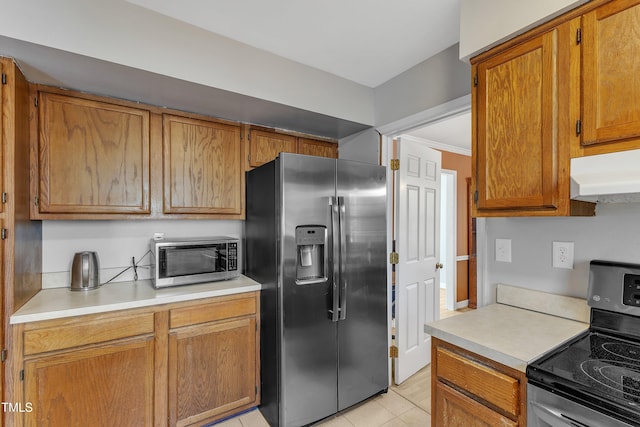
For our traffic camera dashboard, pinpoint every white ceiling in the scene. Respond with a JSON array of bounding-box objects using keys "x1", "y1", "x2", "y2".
[
  {"x1": 405, "y1": 111, "x2": 471, "y2": 154},
  {"x1": 125, "y1": 0, "x2": 461, "y2": 88}
]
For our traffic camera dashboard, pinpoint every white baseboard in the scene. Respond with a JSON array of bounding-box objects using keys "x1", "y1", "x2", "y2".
[{"x1": 455, "y1": 299, "x2": 469, "y2": 310}]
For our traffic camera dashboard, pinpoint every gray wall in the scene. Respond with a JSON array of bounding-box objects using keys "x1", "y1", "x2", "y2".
[
  {"x1": 339, "y1": 128, "x2": 380, "y2": 164},
  {"x1": 373, "y1": 44, "x2": 471, "y2": 129},
  {"x1": 483, "y1": 203, "x2": 640, "y2": 304}
]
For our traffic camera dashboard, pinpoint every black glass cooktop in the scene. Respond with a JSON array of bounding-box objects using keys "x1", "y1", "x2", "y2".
[{"x1": 528, "y1": 330, "x2": 640, "y2": 424}]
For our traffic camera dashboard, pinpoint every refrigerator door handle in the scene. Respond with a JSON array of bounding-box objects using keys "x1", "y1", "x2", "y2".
[
  {"x1": 338, "y1": 196, "x2": 347, "y2": 320},
  {"x1": 329, "y1": 196, "x2": 340, "y2": 322}
]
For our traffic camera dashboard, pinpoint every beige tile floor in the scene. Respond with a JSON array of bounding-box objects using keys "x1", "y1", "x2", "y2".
[{"x1": 214, "y1": 366, "x2": 431, "y2": 427}]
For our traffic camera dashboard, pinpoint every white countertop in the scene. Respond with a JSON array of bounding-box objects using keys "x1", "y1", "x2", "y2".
[
  {"x1": 11, "y1": 275, "x2": 261, "y2": 324},
  {"x1": 424, "y1": 303, "x2": 589, "y2": 372}
]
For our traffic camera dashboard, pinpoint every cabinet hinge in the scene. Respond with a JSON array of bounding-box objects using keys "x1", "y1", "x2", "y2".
[
  {"x1": 474, "y1": 190, "x2": 478, "y2": 204},
  {"x1": 576, "y1": 28, "x2": 582, "y2": 45},
  {"x1": 0, "y1": 349, "x2": 6, "y2": 362},
  {"x1": 34, "y1": 97, "x2": 39, "y2": 107},
  {"x1": 473, "y1": 74, "x2": 478, "y2": 87},
  {"x1": 389, "y1": 345, "x2": 398, "y2": 358},
  {"x1": 390, "y1": 159, "x2": 400, "y2": 171},
  {"x1": 247, "y1": 130, "x2": 251, "y2": 141},
  {"x1": 576, "y1": 119, "x2": 582, "y2": 136},
  {"x1": 1, "y1": 192, "x2": 6, "y2": 204},
  {"x1": 1, "y1": 73, "x2": 6, "y2": 85},
  {"x1": 20, "y1": 370, "x2": 24, "y2": 381},
  {"x1": 1, "y1": 229, "x2": 7, "y2": 240},
  {"x1": 34, "y1": 195, "x2": 39, "y2": 206},
  {"x1": 389, "y1": 252, "x2": 399, "y2": 265}
]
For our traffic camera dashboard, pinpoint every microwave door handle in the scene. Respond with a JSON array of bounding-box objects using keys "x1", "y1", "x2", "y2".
[
  {"x1": 329, "y1": 196, "x2": 340, "y2": 322},
  {"x1": 338, "y1": 196, "x2": 347, "y2": 321}
]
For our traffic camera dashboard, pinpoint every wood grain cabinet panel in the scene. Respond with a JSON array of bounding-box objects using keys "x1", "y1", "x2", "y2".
[
  {"x1": 24, "y1": 338, "x2": 155, "y2": 427},
  {"x1": 432, "y1": 339, "x2": 526, "y2": 426},
  {"x1": 248, "y1": 129, "x2": 297, "y2": 168},
  {"x1": 297, "y1": 137, "x2": 338, "y2": 158},
  {"x1": 163, "y1": 114, "x2": 242, "y2": 215},
  {"x1": 37, "y1": 92, "x2": 150, "y2": 214},
  {"x1": 169, "y1": 317, "x2": 258, "y2": 427},
  {"x1": 581, "y1": 0, "x2": 640, "y2": 148},
  {"x1": 0, "y1": 60, "x2": 4, "y2": 215},
  {"x1": 476, "y1": 30, "x2": 558, "y2": 212}
]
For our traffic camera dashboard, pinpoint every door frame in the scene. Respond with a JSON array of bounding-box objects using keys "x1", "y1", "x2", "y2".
[
  {"x1": 377, "y1": 94, "x2": 486, "y2": 384},
  {"x1": 441, "y1": 169, "x2": 457, "y2": 311}
]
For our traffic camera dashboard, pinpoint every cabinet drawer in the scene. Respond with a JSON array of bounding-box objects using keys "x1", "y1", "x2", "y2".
[
  {"x1": 436, "y1": 346, "x2": 520, "y2": 417},
  {"x1": 170, "y1": 295, "x2": 256, "y2": 329},
  {"x1": 24, "y1": 313, "x2": 155, "y2": 355}
]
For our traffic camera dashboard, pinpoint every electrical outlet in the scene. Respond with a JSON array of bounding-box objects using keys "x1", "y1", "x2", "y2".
[
  {"x1": 495, "y1": 238, "x2": 512, "y2": 263},
  {"x1": 553, "y1": 241, "x2": 574, "y2": 269}
]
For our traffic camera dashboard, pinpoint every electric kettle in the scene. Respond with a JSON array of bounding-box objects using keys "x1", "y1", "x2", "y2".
[{"x1": 70, "y1": 251, "x2": 100, "y2": 291}]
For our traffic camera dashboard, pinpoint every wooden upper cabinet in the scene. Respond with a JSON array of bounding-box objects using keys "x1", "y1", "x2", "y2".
[
  {"x1": 581, "y1": 0, "x2": 640, "y2": 149},
  {"x1": 476, "y1": 29, "x2": 560, "y2": 213},
  {"x1": 248, "y1": 129, "x2": 297, "y2": 168},
  {"x1": 163, "y1": 114, "x2": 242, "y2": 216},
  {"x1": 298, "y1": 137, "x2": 338, "y2": 158},
  {"x1": 37, "y1": 92, "x2": 150, "y2": 215}
]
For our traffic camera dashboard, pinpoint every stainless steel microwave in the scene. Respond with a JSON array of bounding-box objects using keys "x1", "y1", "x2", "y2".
[{"x1": 149, "y1": 237, "x2": 239, "y2": 288}]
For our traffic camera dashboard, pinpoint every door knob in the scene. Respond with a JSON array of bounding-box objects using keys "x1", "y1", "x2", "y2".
[{"x1": 436, "y1": 262, "x2": 444, "y2": 270}]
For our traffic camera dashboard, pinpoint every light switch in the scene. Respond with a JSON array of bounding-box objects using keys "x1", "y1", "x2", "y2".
[{"x1": 495, "y1": 238, "x2": 512, "y2": 263}]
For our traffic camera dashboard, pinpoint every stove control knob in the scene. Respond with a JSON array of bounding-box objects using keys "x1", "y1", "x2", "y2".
[{"x1": 593, "y1": 295, "x2": 601, "y2": 302}]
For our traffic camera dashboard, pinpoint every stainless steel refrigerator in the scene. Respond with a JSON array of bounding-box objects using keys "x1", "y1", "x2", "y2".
[{"x1": 245, "y1": 153, "x2": 388, "y2": 427}]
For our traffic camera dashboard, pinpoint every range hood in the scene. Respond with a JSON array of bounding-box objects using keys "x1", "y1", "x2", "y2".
[{"x1": 571, "y1": 149, "x2": 640, "y2": 203}]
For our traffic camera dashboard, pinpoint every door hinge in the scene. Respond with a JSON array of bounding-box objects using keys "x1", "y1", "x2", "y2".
[
  {"x1": 20, "y1": 370, "x2": 24, "y2": 381},
  {"x1": 1, "y1": 73, "x2": 6, "y2": 85},
  {"x1": 34, "y1": 195, "x2": 39, "y2": 206},
  {"x1": 389, "y1": 252, "x2": 399, "y2": 265},
  {"x1": 247, "y1": 154, "x2": 251, "y2": 163},
  {"x1": 34, "y1": 96, "x2": 39, "y2": 107},
  {"x1": 1, "y1": 192, "x2": 6, "y2": 204},
  {"x1": 390, "y1": 159, "x2": 400, "y2": 171},
  {"x1": 576, "y1": 119, "x2": 582, "y2": 136},
  {"x1": 389, "y1": 345, "x2": 398, "y2": 358},
  {"x1": 473, "y1": 74, "x2": 478, "y2": 87},
  {"x1": 1, "y1": 229, "x2": 7, "y2": 240},
  {"x1": 576, "y1": 28, "x2": 582, "y2": 45},
  {"x1": 474, "y1": 190, "x2": 478, "y2": 204},
  {"x1": 0, "y1": 349, "x2": 6, "y2": 362},
  {"x1": 247, "y1": 130, "x2": 251, "y2": 141}
]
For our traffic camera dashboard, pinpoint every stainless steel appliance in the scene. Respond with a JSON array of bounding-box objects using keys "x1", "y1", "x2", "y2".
[
  {"x1": 70, "y1": 251, "x2": 100, "y2": 291},
  {"x1": 245, "y1": 153, "x2": 388, "y2": 427},
  {"x1": 149, "y1": 237, "x2": 239, "y2": 288},
  {"x1": 527, "y1": 260, "x2": 640, "y2": 426}
]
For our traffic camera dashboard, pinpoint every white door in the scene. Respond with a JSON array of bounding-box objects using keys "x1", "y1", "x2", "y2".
[{"x1": 394, "y1": 137, "x2": 441, "y2": 384}]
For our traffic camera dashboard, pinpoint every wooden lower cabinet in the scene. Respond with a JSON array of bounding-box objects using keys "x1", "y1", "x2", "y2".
[
  {"x1": 168, "y1": 296, "x2": 259, "y2": 427},
  {"x1": 15, "y1": 292, "x2": 260, "y2": 427},
  {"x1": 432, "y1": 338, "x2": 526, "y2": 426},
  {"x1": 24, "y1": 338, "x2": 155, "y2": 427}
]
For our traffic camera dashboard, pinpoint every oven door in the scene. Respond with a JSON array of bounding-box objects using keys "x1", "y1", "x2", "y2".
[{"x1": 528, "y1": 384, "x2": 635, "y2": 427}]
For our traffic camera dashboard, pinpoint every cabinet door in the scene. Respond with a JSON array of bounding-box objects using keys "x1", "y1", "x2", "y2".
[
  {"x1": 0, "y1": 61, "x2": 3, "y2": 215},
  {"x1": 476, "y1": 30, "x2": 559, "y2": 212},
  {"x1": 38, "y1": 93, "x2": 150, "y2": 214},
  {"x1": 168, "y1": 317, "x2": 257, "y2": 427},
  {"x1": 297, "y1": 137, "x2": 338, "y2": 158},
  {"x1": 24, "y1": 338, "x2": 155, "y2": 427},
  {"x1": 435, "y1": 382, "x2": 518, "y2": 427},
  {"x1": 163, "y1": 114, "x2": 242, "y2": 215},
  {"x1": 248, "y1": 129, "x2": 297, "y2": 168},
  {"x1": 582, "y1": 0, "x2": 640, "y2": 147}
]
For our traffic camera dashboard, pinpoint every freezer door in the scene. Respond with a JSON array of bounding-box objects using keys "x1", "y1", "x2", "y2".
[
  {"x1": 279, "y1": 154, "x2": 339, "y2": 427},
  {"x1": 336, "y1": 159, "x2": 388, "y2": 410}
]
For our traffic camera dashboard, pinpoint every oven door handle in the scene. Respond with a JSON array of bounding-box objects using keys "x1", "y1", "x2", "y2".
[{"x1": 530, "y1": 402, "x2": 592, "y2": 427}]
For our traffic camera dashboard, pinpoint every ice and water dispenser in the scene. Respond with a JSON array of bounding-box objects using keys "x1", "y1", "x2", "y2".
[{"x1": 295, "y1": 226, "x2": 328, "y2": 285}]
